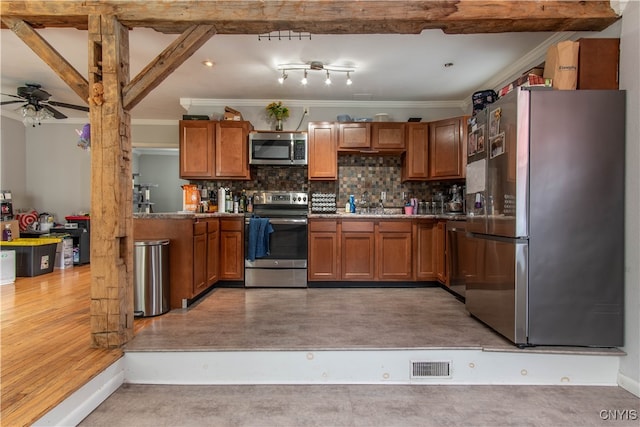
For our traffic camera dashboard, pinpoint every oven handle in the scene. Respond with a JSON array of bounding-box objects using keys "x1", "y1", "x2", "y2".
[{"x1": 244, "y1": 218, "x2": 308, "y2": 225}]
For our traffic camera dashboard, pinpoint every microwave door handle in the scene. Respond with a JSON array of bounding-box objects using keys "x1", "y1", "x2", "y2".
[{"x1": 290, "y1": 139, "x2": 294, "y2": 163}]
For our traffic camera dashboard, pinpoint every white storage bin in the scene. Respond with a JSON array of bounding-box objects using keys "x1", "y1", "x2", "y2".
[{"x1": 1, "y1": 250, "x2": 16, "y2": 285}]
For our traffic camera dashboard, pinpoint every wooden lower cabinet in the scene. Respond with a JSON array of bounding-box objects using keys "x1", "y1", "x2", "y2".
[
  {"x1": 206, "y1": 219, "x2": 219, "y2": 284},
  {"x1": 339, "y1": 219, "x2": 412, "y2": 281},
  {"x1": 341, "y1": 220, "x2": 376, "y2": 280},
  {"x1": 308, "y1": 219, "x2": 339, "y2": 281},
  {"x1": 193, "y1": 222, "x2": 208, "y2": 294},
  {"x1": 435, "y1": 220, "x2": 448, "y2": 284},
  {"x1": 413, "y1": 219, "x2": 438, "y2": 280},
  {"x1": 219, "y1": 217, "x2": 244, "y2": 280}
]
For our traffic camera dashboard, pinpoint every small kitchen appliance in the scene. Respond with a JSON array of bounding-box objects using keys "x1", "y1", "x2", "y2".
[{"x1": 249, "y1": 132, "x2": 308, "y2": 165}]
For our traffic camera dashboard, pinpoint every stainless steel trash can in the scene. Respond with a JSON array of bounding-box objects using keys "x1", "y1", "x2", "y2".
[{"x1": 134, "y1": 239, "x2": 169, "y2": 317}]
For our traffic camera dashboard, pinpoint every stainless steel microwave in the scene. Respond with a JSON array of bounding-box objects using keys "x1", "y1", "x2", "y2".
[{"x1": 249, "y1": 132, "x2": 308, "y2": 165}]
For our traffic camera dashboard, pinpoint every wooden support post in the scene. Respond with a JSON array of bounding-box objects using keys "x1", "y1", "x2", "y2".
[{"x1": 88, "y1": 14, "x2": 134, "y2": 348}]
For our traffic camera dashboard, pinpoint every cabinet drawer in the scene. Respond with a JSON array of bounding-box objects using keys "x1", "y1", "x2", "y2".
[
  {"x1": 220, "y1": 218, "x2": 242, "y2": 231},
  {"x1": 207, "y1": 220, "x2": 219, "y2": 233},
  {"x1": 309, "y1": 220, "x2": 337, "y2": 232},
  {"x1": 341, "y1": 220, "x2": 374, "y2": 232},
  {"x1": 378, "y1": 221, "x2": 412, "y2": 233},
  {"x1": 193, "y1": 222, "x2": 207, "y2": 235}
]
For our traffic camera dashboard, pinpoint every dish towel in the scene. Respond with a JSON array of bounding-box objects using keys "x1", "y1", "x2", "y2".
[{"x1": 246, "y1": 217, "x2": 273, "y2": 261}]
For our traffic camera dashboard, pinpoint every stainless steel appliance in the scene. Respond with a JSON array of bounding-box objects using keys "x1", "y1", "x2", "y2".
[
  {"x1": 446, "y1": 220, "x2": 468, "y2": 299},
  {"x1": 244, "y1": 191, "x2": 308, "y2": 287},
  {"x1": 465, "y1": 88, "x2": 625, "y2": 347},
  {"x1": 249, "y1": 132, "x2": 308, "y2": 165}
]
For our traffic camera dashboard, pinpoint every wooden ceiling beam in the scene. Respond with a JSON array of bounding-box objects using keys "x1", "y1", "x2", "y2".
[
  {"x1": 0, "y1": 1, "x2": 620, "y2": 35},
  {"x1": 123, "y1": 24, "x2": 216, "y2": 111},
  {"x1": 1, "y1": 16, "x2": 89, "y2": 102}
]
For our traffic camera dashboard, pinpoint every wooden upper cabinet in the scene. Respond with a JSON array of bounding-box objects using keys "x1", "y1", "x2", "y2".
[
  {"x1": 429, "y1": 116, "x2": 468, "y2": 180},
  {"x1": 402, "y1": 122, "x2": 429, "y2": 181},
  {"x1": 308, "y1": 122, "x2": 337, "y2": 180},
  {"x1": 179, "y1": 120, "x2": 214, "y2": 179},
  {"x1": 371, "y1": 122, "x2": 406, "y2": 151},
  {"x1": 338, "y1": 122, "x2": 370, "y2": 150},
  {"x1": 216, "y1": 121, "x2": 251, "y2": 179}
]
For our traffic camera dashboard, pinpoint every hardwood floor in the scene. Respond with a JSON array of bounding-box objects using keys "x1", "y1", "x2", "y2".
[{"x1": 0, "y1": 265, "x2": 152, "y2": 427}]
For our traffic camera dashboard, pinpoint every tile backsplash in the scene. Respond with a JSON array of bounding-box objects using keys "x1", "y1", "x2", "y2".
[{"x1": 193, "y1": 155, "x2": 463, "y2": 208}]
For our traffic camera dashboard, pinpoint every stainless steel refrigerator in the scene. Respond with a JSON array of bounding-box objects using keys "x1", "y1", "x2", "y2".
[{"x1": 464, "y1": 87, "x2": 625, "y2": 347}]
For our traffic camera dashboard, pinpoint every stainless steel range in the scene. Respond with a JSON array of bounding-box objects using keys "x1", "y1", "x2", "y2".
[{"x1": 244, "y1": 191, "x2": 308, "y2": 288}]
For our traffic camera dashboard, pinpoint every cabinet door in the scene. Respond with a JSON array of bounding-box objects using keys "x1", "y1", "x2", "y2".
[
  {"x1": 341, "y1": 221, "x2": 375, "y2": 280},
  {"x1": 435, "y1": 221, "x2": 448, "y2": 284},
  {"x1": 193, "y1": 231, "x2": 207, "y2": 293},
  {"x1": 377, "y1": 221, "x2": 412, "y2": 280},
  {"x1": 308, "y1": 220, "x2": 339, "y2": 281},
  {"x1": 371, "y1": 122, "x2": 406, "y2": 151},
  {"x1": 308, "y1": 122, "x2": 337, "y2": 180},
  {"x1": 215, "y1": 121, "x2": 250, "y2": 179},
  {"x1": 180, "y1": 120, "x2": 214, "y2": 179},
  {"x1": 219, "y1": 218, "x2": 244, "y2": 280},
  {"x1": 429, "y1": 116, "x2": 467, "y2": 179},
  {"x1": 206, "y1": 220, "x2": 219, "y2": 285},
  {"x1": 338, "y1": 122, "x2": 370, "y2": 150},
  {"x1": 414, "y1": 220, "x2": 438, "y2": 280},
  {"x1": 402, "y1": 123, "x2": 429, "y2": 181}
]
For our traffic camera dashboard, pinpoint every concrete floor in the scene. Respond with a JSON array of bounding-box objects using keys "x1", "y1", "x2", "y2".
[
  {"x1": 81, "y1": 287, "x2": 637, "y2": 425},
  {"x1": 81, "y1": 384, "x2": 639, "y2": 426}
]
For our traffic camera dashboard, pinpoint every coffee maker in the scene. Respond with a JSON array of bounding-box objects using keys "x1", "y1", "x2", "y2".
[{"x1": 1, "y1": 190, "x2": 13, "y2": 221}]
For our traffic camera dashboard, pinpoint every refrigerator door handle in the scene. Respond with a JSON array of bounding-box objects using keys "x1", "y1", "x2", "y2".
[{"x1": 468, "y1": 232, "x2": 527, "y2": 244}]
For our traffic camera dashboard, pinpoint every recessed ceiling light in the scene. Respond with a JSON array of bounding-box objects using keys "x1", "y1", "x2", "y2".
[
  {"x1": 444, "y1": 62, "x2": 454, "y2": 68},
  {"x1": 202, "y1": 60, "x2": 215, "y2": 67}
]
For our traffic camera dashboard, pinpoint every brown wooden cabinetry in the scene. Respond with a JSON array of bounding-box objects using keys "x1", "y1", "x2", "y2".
[
  {"x1": 180, "y1": 121, "x2": 214, "y2": 179},
  {"x1": 371, "y1": 122, "x2": 406, "y2": 151},
  {"x1": 308, "y1": 219, "x2": 339, "y2": 281},
  {"x1": 215, "y1": 121, "x2": 251, "y2": 179},
  {"x1": 192, "y1": 222, "x2": 208, "y2": 293},
  {"x1": 338, "y1": 122, "x2": 370, "y2": 149},
  {"x1": 341, "y1": 220, "x2": 375, "y2": 280},
  {"x1": 429, "y1": 116, "x2": 468, "y2": 180},
  {"x1": 219, "y1": 217, "x2": 244, "y2": 280},
  {"x1": 435, "y1": 220, "x2": 448, "y2": 284},
  {"x1": 413, "y1": 219, "x2": 438, "y2": 280},
  {"x1": 339, "y1": 219, "x2": 412, "y2": 281},
  {"x1": 308, "y1": 122, "x2": 337, "y2": 180},
  {"x1": 179, "y1": 120, "x2": 252, "y2": 180},
  {"x1": 337, "y1": 122, "x2": 405, "y2": 152},
  {"x1": 402, "y1": 122, "x2": 429, "y2": 181},
  {"x1": 206, "y1": 219, "x2": 219, "y2": 285},
  {"x1": 377, "y1": 220, "x2": 412, "y2": 280}
]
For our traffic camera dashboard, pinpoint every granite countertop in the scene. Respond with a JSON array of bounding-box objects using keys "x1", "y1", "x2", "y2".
[
  {"x1": 133, "y1": 212, "x2": 245, "y2": 220},
  {"x1": 133, "y1": 211, "x2": 467, "y2": 221},
  {"x1": 310, "y1": 212, "x2": 467, "y2": 220}
]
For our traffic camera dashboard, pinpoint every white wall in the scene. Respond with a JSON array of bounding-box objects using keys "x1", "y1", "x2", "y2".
[
  {"x1": 618, "y1": 0, "x2": 640, "y2": 397},
  {"x1": 0, "y1": 115, "x2": 27, "y2": 208},
  {"x1": 136, "y1": 151, "x2": 188, "y2": 212}
]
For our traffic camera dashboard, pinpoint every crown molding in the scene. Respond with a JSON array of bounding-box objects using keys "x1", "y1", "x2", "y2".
[{"x1": 180, "y1": 98, "x2": 466, "y2": 111}]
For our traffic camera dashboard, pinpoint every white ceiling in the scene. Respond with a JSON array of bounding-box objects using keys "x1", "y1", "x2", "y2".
[{"x1": 0, "y1": 24, "x2": 621, "y2": 122}]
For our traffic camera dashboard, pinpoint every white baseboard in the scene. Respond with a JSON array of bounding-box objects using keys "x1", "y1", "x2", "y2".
[
  {"x1": 32, "y1": 358, "x2": 125, "y2": 427},
  {"x1": 618, "y1": 371, "x2": 640, "y2": 397}
]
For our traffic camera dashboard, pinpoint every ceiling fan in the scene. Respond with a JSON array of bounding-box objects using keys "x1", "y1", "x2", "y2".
[{"x1": 0, "y1": 83, "x2": 89, "y2": 124}]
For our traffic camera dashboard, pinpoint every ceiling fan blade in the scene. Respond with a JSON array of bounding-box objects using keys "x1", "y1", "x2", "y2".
[
  {"x1": 47, "y1": 100, "x2": 89, "y2": 112},
  {"x1": 42, "y1": 104, "x2": 67, "y2": 119},
  {"x1": 1, "y1": 93, "x2": 23, "y2": 100},
  {"x1": 30, "y1": 88, "x2": 51, "y2": 101},
  {"x1": 0, "y1": 100, "x2": 24, "y2": 106}
]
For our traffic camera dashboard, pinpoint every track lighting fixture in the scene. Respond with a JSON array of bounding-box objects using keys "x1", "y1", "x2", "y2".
[
  {"x1": 278, "y1": 70, "x2": 288, "y2": 84},
  {"x1": 277, "y1": 61, "x2": 355, "y2": 86}
]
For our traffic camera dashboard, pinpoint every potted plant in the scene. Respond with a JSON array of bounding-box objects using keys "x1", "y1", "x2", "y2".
[{"x1": 265, "y1": 101, "x2": 289, "y2": 131}]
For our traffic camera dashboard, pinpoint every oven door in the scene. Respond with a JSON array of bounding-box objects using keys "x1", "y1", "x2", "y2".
[{"x1": 244, "y1": 217, "x2": 308, "y2": 287}]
